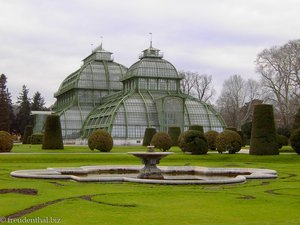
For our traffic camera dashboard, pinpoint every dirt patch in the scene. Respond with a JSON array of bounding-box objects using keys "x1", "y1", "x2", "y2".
[
  {"x1": 261, "y1": 181, "x2": 270, "y2": 186},
  {"x1": 49, "y1": 181, "x2": 65, "y2": 186},
  {"x1": 0, "y1": 193, "x2": 136, "y2": 222},
  {"x1": 3, "y1": 198, "x2": 65, "y2": 220},
  {"x1": 80, "y1": 195, "x2": 137, "y2": 207},
  {"x1": 0, "y1": 188, "x2": 37, "y2": 195},
  {"x1": 265, "y1": 189, "x2": 282, "y2": 195},
  {"x1": 280, "y1": 173, "x2": 297, "y2": 179},
  {"x1": 238, "y1": 195, "x2": 256, "y2": 200}
]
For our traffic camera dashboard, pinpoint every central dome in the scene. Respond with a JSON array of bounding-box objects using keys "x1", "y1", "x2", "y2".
[{"x1": 121, "y1": 46, "x2": 183, "y2": 82}]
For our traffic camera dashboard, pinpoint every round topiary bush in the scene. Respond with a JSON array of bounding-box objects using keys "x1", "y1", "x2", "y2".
[
  {"x1": 142, "y1": 128, "x2": 157, "y2": 146},
  {"x1": 250, "y1": 104, "x2": 279, "y2": 155},
  {"x1": 0, "y1": 131, "x2": 13, "y2": 152},
  {"x1": 22, "y1": 125, "x2": 33, "y2": 144},
  {"x1": 42, "y1": 115, "x2": 64, "y2": 150},
  {"x1": 205, "y1": 130, "x2": 219, "y2": 150},
  {"x1": 168, "y1": 126, "x2": 181, "y2": 146},
  {"x1": 216, "y1": 130, "x2": 242, "y2": 154},
  {"x1": 276, "y1": 134, "x2": 289, "y2": 149},
  {"x1": 290, "y1": 128, "x2": 300, "y2": 154},
  {"x1": 151, "y1": 132, "x2": 172, "y2": 151},
  {"x1": 178, "y1": 130, "x2": 208, "y2": 154},
  {"x1": 88, "y1": 129, "x2": 113, "y2": 152},
  {"x1": 31, "y1": 133, "x2": 44, "y2": 145},
  {"x1": 188, "y1": 125, "x2": 204, "y2": 133}
]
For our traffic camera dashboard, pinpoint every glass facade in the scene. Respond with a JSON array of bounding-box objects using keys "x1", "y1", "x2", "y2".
[{"x1": 82, "y1": 45, "x2": 226, "y2": 140}]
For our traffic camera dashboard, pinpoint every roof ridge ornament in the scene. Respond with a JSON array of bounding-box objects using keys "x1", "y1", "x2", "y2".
[
  {"x1": 139, "y1": 33, "x2": 163, "y2": 59},
  {"x1": 100, "y1": 36, "x2": 103, "y2": 50},
  {"x1": 149, "y1": 32, "x2": 153, "y2": 48}
]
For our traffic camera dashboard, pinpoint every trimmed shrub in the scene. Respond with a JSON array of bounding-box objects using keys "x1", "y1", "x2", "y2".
[
  {"x1": 178, "y1": 130, "x2": 208, "y2": 154},
  {"x1": 42, "y1": 115, "x2": 64, "y2": 149},
  {"x1": 237, "y1": 131, "x2": 247, "y2": 147},
  {"x1": 205, "y1": 130, "x2": 219, "y2": 150},
  {"x1": 250, "y1": 104, "x2": 279, "y2": 155},
  {"x1": 151, "y1": 132, "x2": 172, "y2": 151},
  {"x1": 241, "y1": 121, "x2": 252, "y2": 140},
  {"x1": 216, "y1": 130, "x2": 242, "y2": 154},
  {"x1": 277, "y1": 127, "x2": 291, "y2": 139},
  {"x1": 168, "y1": 126, "x2": 181, "y2": 146},
  {"x1": 290, "y1": 128, "x2": 300, "y2": 154},
  {"x1": 293, "y1": 108, "x2": 300, "y2": 130},
  {"x1": 188, "y1": 125, "x2": 204, "y2": 133},
  {"x1": 142, "y1": 128, "x2": 157, "y2": 146},
  {"x1": 0, "y1": 131, "x2": 13, "y2": 152},
  {"x1": 31, "y1": 133, "x2": 44, "y2": 145},
  {"x1": 88, "y1": 129, "x2": 113, "y2": 152},
  {"x1": 22, "y1": 125, "x2": 33, "y2": 144},
  {"x1": 276, "y1": 134, "x2": 289, "y2": 149},
  {"x1": 226, "y1": 127, "x2": 237, "y2": 132}
]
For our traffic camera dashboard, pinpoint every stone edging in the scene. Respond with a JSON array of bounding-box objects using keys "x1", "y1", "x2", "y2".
[{"x1": 11, "y1": 165, "x2": 277, "y2": 185}]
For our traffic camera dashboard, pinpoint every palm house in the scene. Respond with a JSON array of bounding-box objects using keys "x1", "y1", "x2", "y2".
[
  {"x1": 80, "y1": 43, "x2": 226, "y2": 145},
  {"x1": 52, "y1": 44, "x2": 127, "y2": 140}
]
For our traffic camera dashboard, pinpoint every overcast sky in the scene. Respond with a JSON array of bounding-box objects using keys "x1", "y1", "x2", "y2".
[{"x1": 1, "y1": 0, "x2": 300, "y2": 106}]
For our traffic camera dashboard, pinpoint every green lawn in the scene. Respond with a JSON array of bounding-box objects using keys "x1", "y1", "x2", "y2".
[{"x1": 0, "y1": 145, "x2": 299, "y2": 225}]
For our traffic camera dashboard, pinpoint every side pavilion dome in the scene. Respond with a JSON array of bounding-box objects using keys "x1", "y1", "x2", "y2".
[
  {"x1": 82, "y1": 44, "x2": 226, "y2": 145},
  {"x1": 53, "y1": 44, "x2": 127, "y2": 140}
]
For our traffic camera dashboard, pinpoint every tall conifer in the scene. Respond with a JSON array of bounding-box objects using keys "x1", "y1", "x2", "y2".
[
  {"x1": 0, "y1": 74, "x2": 12, "y2": 132},
  {"x1": 16, "y1": 85, "x2": 31, "y2": 135}
]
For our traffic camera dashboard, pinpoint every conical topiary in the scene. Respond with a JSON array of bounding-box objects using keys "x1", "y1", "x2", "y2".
[
  {"x1": 22, "y1": 125, "x2": 33, "y2": 144},
  {"x1": 188, "y1": 125, "x2": 204, "y2": 133},
  {"x1": 290, "y1": 128, "x2": 300, "y2": 154},
  {"x1": 168, "y1": 126, "x2": 181, "y2": 146},
  {"x1": 42, "y1": 115, "x2": 64, "y2": 149},
  {"x1": 293, "y1": 107, "x2": 300, "y2": 130},
  {"x1": 142, "y1": 128, "x2": 156, "y2": 146},
  {"x1": 250, "y1": 104, "x2": 279, "y2": 155}
]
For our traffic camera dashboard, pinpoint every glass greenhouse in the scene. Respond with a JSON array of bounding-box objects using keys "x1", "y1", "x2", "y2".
[
  {"x1": 81, "y1": 44, "x2": 226, "y2": 144},
  {"x1": 52, "y1": 44, "x2": 127, "y2": 140}
]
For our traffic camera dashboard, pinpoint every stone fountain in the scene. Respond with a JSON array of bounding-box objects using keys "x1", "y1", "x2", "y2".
[{"x1": 128, "y1": 146, "x2": 173, "y2": 179}]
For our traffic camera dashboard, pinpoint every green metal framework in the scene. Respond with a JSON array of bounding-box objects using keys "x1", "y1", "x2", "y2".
[
  {"x1": 53, "y1": 44, "x2": 127, "y2": 139},
  {"x1": 82, "y1": 45, "x2": 226, "y2": 139}
]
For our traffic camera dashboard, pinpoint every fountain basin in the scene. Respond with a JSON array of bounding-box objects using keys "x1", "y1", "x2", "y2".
[{"x1": 11, "y1": 165, "x2": 277, "y2": 185}]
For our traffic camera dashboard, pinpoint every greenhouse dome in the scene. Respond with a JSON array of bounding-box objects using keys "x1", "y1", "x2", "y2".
[
  {"x1": 53, "y1": 44, "x2": 127, "y2": 140},
  {"x1": 82, "y1": 44, "x2": 226, "y2": 145}
]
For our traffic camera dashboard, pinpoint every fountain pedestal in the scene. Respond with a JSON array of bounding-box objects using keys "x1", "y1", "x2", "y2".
[{"x1": 128, "y1": 152, "x2": 173, "y2": 179}]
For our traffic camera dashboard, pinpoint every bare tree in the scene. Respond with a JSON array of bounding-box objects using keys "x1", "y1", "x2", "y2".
[
  {"x1": 255, "y1": 40, "x2": 300, "y2": 127},
  {"x1": 283, "y1": 40, "x2": 300, "y2": 99},
  {"x1": 216, "y1": 75, "x2": 262, "y2": 129},
  {"x1": 194, "y1": 74, "x2": 215, "y2": 102},
  {"x1": 179, "y1": 71, "x2": 196, "y2": 96},
  {"x1": 180, "y1": 71, "x2": 215, "y2": 103}
]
